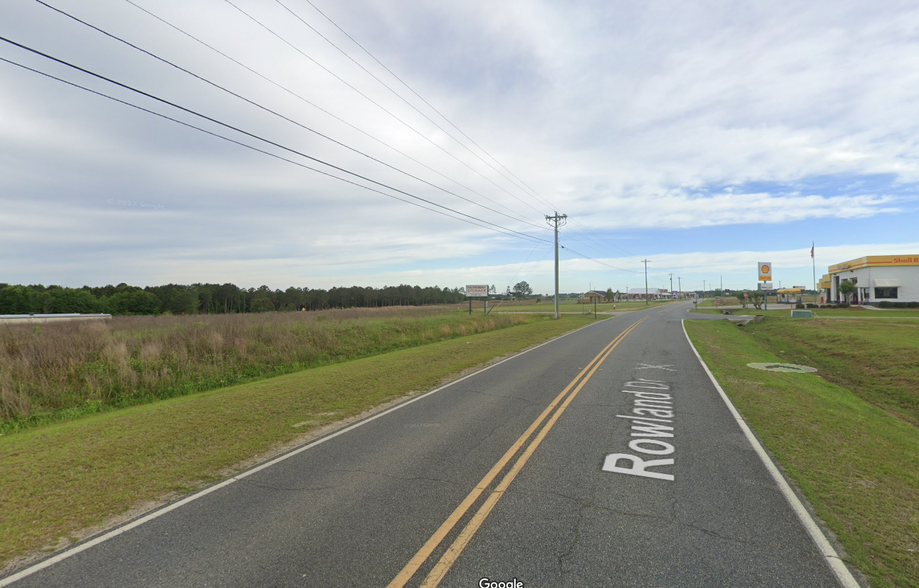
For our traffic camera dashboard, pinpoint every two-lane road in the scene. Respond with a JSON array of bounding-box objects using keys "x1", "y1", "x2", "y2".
[{"x1": 4, "y1": 303, "x2": 858, "y2": 587}]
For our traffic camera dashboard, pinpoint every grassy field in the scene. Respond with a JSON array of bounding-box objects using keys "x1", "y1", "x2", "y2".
[
  {"x1": 495, "y1": 299, "x2": 677, "y2": 313},
  {"x1": 0, "y1": 307, "x2": 544, "y2": 432},
  {"x1": 698, "y1": 293, "x2": 824, "y2": 307},
  {"x1": 692, "y1": 306, "x2": 919, "y2": 318},
  {"x1": 0, "y1": 313, "x2": 597, "y2": 573},
  {"x1": 686, "y1": 317, "x2": 919, "y2": 588}
]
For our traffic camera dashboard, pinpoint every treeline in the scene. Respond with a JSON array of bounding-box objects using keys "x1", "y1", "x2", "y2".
[{"x1": 0, "y1": 282, "x2": 468, "y2": 315}]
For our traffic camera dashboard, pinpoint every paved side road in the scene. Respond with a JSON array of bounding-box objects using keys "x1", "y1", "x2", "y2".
[{"x1": 3, "y1": 303, "x2": 859, "y2": 587}]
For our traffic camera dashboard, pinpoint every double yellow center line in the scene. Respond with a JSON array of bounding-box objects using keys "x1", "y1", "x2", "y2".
[{"x1": 387, "y1": 317, "x2": 648, "y2": 588}]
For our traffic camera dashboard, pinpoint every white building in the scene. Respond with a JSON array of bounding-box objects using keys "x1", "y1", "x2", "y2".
[
  {"x1": 825, "y1": 255, "x2": 919, "y2": 305},
  {"x1": 626, "y1": 287, "x2": 665, "y2": 300}
]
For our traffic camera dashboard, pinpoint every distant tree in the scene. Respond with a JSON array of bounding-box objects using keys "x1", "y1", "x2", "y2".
[
  {"x1": 149, "y1": 284, "x2": 198, "y2": 315},
  {"x1": 606, "y1": 288, "x2": 614, "y2": 301},
  {"x1": 251, "y1": 298, "x2": 275, "y2": 313},
  {"x1": 749, "y1": 291, "x2": 765, "y2": 310},
  {"x1": 736, "y1": 292, "x2": 748, "y2": 309},
  {"x1": 512, "y1": 281, "x2": 533, "y2": 300},
  {"x1": 107, "y1": 290, "x2": 160, "y2": 315},
  {"x1": 838, "y1": 280, "x2": 857, "y2": 304},
  {"x1": 49, "y1": 287, "x2": 100, "y2": 313},
  {"x1": 0, "y1": 285, "x2": 38, "y2": 314}
]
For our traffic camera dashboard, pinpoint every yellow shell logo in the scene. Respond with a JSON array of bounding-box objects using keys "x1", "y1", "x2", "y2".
[{"x1": 761, "y1": 264, "x2": 770, "y2": 273}]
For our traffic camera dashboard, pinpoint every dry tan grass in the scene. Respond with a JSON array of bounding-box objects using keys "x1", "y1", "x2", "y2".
[{"x1": 0, "y1": 307, "x2": 528, "y2": 425}]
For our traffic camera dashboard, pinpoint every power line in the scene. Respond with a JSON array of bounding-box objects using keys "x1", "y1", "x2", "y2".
[
  {"x1": 274, "y1": 0, "x2": 553, "y2": 213},
  {"x1": 119, "y1": 0, "x2": 535, "y2": 226},
  {"x1": 34, "y1": 0, "x2": 545, "y2": 232},
  {"x1": 293, "y1": 0, "x2": 560, "y2": 212},
  {"x1": 221, "y1": 0, "x2": 549, "y2": 217},
  {"x1": 565, "y1": 217, "x2": 639, "y2": 259},
  {"x1": 0, "y1": 37, "x2": 551, "y2": 246},
  {"x1": 558, "y1": 243, "x2": 643, "y2": 274},
  {"x1": 0, "y1": 55, "x2": 521, "y2": 239}
]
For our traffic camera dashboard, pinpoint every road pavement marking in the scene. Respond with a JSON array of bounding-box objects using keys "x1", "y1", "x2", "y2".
[
  {"x1": 0, "y1": 317, "x2": 614, "y2": 588},
  {"x1": 636, "y1": 363, "x2": 676, "y2": 371},
  {"x1": 603, "y1": 378, "x2": 677, "y2": 481},
  {"x1": 681, "y1": 320, "x2": 861, "y2": 588},
  {"x1": 388, "y1": 317, "x2": 647, "y2": 588}
]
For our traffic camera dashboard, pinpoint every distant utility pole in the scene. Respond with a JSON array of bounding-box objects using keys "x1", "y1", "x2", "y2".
[
  {"x1": 678, "y1": 276, "x2": 682, "y2": 298},
  {"x1": 703, "y1": 280, "x2": 706, "y2": 297},
  {"x1": 669, "y1": 273, "x2": 674, "y2": 299},
  {"x1": 546, "y1": 211, "x2": 568, "y2": 319},
  {"x1": 642, "y1": 259, "x2": 650, "y2": 305}
]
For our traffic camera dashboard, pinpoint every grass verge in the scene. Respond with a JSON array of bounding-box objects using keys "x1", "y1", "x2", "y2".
[
  {"x1": 685, "y1": 318, "x2": 919, "y2": 588},
  {"x1": 497, "y1": 299, "x2": 675, "y2": 312},
  {"x1": 692, "y1": 307, "x2": 919, "y2": 318},
  {"x1": 0, "y1": 309, "x2": 535, "y2": 432},
  {"x1": 0, "y1": 314, "x2": 596, "y2": 574}
]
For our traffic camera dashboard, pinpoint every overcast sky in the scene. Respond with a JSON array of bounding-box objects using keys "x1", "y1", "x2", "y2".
[{"x1": 2, "y1": 0, "x2": 918, "y2": 295}]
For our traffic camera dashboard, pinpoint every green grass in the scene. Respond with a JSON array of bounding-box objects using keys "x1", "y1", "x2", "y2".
[
  {"x1": 0, "y1": 313, "x2": 597, "y2": 573},
  {"x1": 692, "y1": 306, "x2": 919, "y2": 318},
  {"x1": 0, "y1": 309, "x2": 541, "y2": 432},
  {"x1": 497, "y1": 299, "x2": 676, "y2": 312},
  {"x1": 686, "y1": 318, "x2": 919, "y2": 588}
]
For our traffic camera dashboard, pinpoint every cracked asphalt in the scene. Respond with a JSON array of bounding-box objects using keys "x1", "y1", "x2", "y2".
[{"x1": 8, "y1": 303, "x2": 849, "y2": 587}]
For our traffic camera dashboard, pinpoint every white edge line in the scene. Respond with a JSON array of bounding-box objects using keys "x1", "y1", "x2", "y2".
[
  {"x1": 681, "y1": 320, "x2": 861, "y2": 588},
  {"x1": 0, "y1": 316, "x2": 614, "y2": 586}
]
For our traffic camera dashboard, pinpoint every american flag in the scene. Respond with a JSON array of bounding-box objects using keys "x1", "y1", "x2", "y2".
[{"x1": 810, "y1": 243, "x2": 814, "y2": 259}]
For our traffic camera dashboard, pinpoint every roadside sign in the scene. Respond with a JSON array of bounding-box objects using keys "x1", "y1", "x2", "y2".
[
  {"x1": 466, "y1": 285, "x2": 488, "y2": 298},
  {"x1": 743, "y1": 292, "x2": 748, "y2": 299},
  {"x1": 758, "y1": 262, "x2": 772, "y2": 281}
]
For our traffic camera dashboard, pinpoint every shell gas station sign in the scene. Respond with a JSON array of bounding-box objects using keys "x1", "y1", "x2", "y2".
[
  {"x1": 828, "y1": 255, "x2": 919, "y2": 274},
  {"x1": 758, "y1": 262, "x2": 772, "y2": 281}
]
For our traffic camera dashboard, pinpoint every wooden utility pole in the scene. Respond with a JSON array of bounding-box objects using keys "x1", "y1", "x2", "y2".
[
  {"x1": 642, "y1": 259, "x2": 650, "y2": 305},
  {"x1": 545, "y1": 212, "x2": 568, "y2": 319}
]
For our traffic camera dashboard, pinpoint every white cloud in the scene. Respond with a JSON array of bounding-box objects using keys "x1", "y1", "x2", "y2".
[{"x1": 1, "y1": 0, "x2": 918, "y2": 294}]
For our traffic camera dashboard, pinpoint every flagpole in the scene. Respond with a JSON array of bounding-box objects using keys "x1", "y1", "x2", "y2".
[{"x1": 812, "y1": 242, "x2": 816, "y2": 302}]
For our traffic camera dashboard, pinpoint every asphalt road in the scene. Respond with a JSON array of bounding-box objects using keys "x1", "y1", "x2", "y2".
[{"x1": 6, "y1": 302, "x2": 857, "y2": 587}]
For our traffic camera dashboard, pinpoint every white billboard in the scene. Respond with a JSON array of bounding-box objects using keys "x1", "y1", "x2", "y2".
[{"x1": 466, "y1": 285, "x2": 488, "y2": 298}]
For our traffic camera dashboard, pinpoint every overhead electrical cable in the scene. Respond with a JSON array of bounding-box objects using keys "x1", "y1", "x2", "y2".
[
  {"x1": 120, "y1": 0, "x2": 534, "y2": 225},
  {"x1": 32, "y1": 0, "x2": 544, "y2": 231},
  {"x1": 0, "y1": 56, "x2": 510, "y2": 235},
  {"x1": 220, "y1": 0, "x2": 548, "y2": 217},
  {"x1": 558, "y1": 243, "x2": 643, "y2": 273},
  {"x1": 0, "y1": 57, "x2": 538, "y2": 242},
  {"x1": 296, "y1": 0, "x2": 559, "y2": 212},
  {"x1": 566, "y1": 216, "x2": 639, "y2": 259},
  {"x1": 558, "y1": 223, "x2": 640, "y2": 263},
  {"x1": 238, "y1": 0, "x2": 639, "y2": 268},
  {"x1": 273, "y1": 0, "x2": 552, "y2": 212},
  {"x1": 285, "y1": 2, "x2": 637, "y2": 263},
  {"x1": 0, "y1": 36, "x2": 550, "y2": 246},
  {"x1": 504, "y1": 231, "x2": 552, "y2": 290}
]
